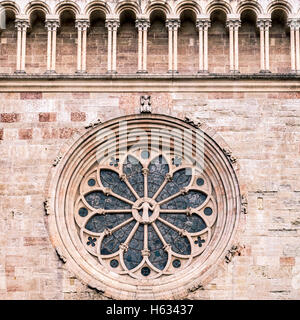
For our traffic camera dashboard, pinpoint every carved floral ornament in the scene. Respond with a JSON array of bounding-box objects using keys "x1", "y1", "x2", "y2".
[{"x1": 45, "y1": 114, "x2": 242, "y2": 299}]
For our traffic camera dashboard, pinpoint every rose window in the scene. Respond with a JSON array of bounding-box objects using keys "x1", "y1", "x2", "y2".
[
  {"x1": 47, "y1": 114, "x2": 241, "y2": 299},
  {"x1": 75, "y1": 151, "x2": 217, "y2": 279}
]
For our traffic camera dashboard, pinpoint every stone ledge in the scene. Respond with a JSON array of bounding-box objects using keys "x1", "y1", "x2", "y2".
[{"x1": 0, "y1": 73, "x2": 300, "y2": 81}]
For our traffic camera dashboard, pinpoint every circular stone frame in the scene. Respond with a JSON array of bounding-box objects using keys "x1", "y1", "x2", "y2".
[{"x1": 45, "y1": 114, "x2": 241, "y2": 300}]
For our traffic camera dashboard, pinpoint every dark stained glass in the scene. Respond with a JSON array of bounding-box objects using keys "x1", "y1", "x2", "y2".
[
  {"x1": 148, "y1": 155, "x2": 169, "y2": 198},
  {"x1": 156, "y1": 220, "x2": 191, "y2": 255},
  {"x1": 141, "y1": 267, "x2": 150, "y2": 276},
  {"x1": 123, "y1": 224, "x2": 144, "y2": 270},
  {"x1": 110, "y1": 259, "x2": 119, "y2": 268},
  {"x1": 196, "y1": 178, "x2": 204, "y2": 186},
  {"x1": 123, "y1": 155, "x2": 144, "y2": 197},
  {"x1": 85, "y1": 191, "x2": 131, "y2": 210},
  {"x1": 85, "y1": 213, "x2": 132, "y2": 233},
  {"x1": 160, "y1": 190, "x2": 207, "y2": 210},
  {"x1": 100, "y1": 169, "x2": 136, "y2": 202},
  {"x1": 100, "y1": 220, "x2": 136, "y2": 255},
  {"x1": 204, "y1": 207, "x2": 213, "y2": 216},
  {"x1": 156, "y1": 169, "x2": 192, "y2": 202},
  {"x1": 148, "y1": 224, "x2": 168, "y2": 270},
  {"x1": 160, "y1": 213, "x2": 206, "y2": 233},
  {"x1": 88, "y1": 179, "x2": 96, "y2": 187},
  {"x1": 172, "y1": 259, "x2": 181, "y2": 268},
  {"x1": 79, "y1": 207, "x2": 88, "y2": 217}
]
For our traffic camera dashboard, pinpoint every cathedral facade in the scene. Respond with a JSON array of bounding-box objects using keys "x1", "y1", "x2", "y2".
[{"x1": 0, "y1": 0, "x2": 300, "y2": 300}]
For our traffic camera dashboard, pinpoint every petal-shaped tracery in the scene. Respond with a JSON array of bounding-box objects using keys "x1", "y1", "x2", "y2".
[
  {"x1": 85, "y1": 213, "x2": 132, "y2": 233},
  {"x1": 156, "y1": 168, "x2": 192, "y2": 202},
  {"x1": 100, "y1": 220, "x2": 136, "y2": 255},
  {"x1": 148, "y1": 224, "x2": 168, "y2": 270},
  {"x1": 100, "y1": 169, "x2": 136, "y2": 202},
  {"x1": 160, "y1": 213, "x2": 206, "y2": 234},
  {"x1": 148, "y1": 155, "x2": 169, "y2": 198},
  {"x1": 123, "y1": 224, "x2": 144, "y2": 270},
  {"x1": 160, "y1": 190, "x2": 207, "y2": 210},
  {"x1": 85, "y1": 191, "x2": 131, "y2": 210},
  {"x1": 155, "y1": 220, "x2": 191, "y2": 255},
  {"x1": 123, "y1": 155, "x2": 144, "y2": 197}
]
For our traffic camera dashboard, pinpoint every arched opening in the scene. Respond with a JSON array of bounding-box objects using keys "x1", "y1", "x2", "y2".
[
  {"x1": 26, "y1": 10, "x2": 47, "y2": 74},
  {"x1": 86, "y1": 10, "x2": 107, "y2": 74},
  {"x1": 269, "y1": 9, "x2": 290, "y2": 73},
  {"x1": 117, "y1": 10, "x2": 137, "y2": 73},
  {"x1": 56, "y1": 10, "x2": 77, "y2": 73},
  {"x1": 208, "y1": 10, "x2": 229, "y2": 73},
  {"x1": 178, "y1": 10, "x2": 198, "y2": 73},
  {"x1": 239, "y1": 9, "x2": 260, "y2": 73},
  {"x1": 0, "y1": 10, "x2": 17, "y2": 73},
  {"x1": 148, "y1": 10, "x2": 168, "y2": 73}
]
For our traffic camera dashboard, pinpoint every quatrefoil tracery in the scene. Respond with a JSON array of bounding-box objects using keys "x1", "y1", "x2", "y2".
[{"x1": 75, "y1": 150, "x2": 217, "y2": 279}]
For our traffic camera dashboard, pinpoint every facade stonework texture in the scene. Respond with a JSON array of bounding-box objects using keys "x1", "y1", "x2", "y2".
[{"x1": 0, "y1": 0, "x2": 300, "y2": 300}]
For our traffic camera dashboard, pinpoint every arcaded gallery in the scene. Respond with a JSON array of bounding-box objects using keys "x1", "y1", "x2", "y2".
[{"x1": 0, "y1": 0, "x2": 300, "y2": 301}]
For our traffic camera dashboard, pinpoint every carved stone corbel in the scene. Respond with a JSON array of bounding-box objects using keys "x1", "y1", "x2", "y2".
[
  {"x1": 184, "y1": 116, "x2": 202, "y2": 128},
  {"x1": 225, "y1": 244, "x2": 244, "y2": 263},
  {"x1": 84, "y1": 118, "x2": 102, "y2": 129},
  {"x1": 43, "y1": 199, "x2": 50, "y2": 215},
  {"x1": 53, "y1": 155, "x2": 62, "y2": 167},
  {"x1": 55, "y1": 247, "x2": 67, "y2": 264},
  {"x1": 241, "y1": 194, "x2": 248, "y2": 214},
  {"x1": 140, "y1": 95, "x2": 152, "y2": 113},
  {"x1": 222, "y1": 148, "x2": 237, "y2": 164}
]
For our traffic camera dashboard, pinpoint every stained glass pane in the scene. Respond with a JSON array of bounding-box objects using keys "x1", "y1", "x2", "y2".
[
  {"x1": 85, "y1": 213, "x2": 132, "y2": 233},
  {"x1": 148, "y1": 224, "x2": 168, "y2": 270},
  {"x1": 160, "y1": 213, "x2": 206, "y2": 233},
  {"x1": 160, "y1": 190, "x2": 207, "y2": 210},
  {"x1": 85, "y1": 191, "x2": 131, "y2": 209},
  {"x1": 100, "y1": 220, "x2": 136, "y2": 255},
  {"x1": 156, "y1": 221, "x2": 191, "y2": 255},
  {"x1": 156, "y1": 169, "x2": 192, "y2": 202},
  {"x1": 123, "y1": 155, "x2": 144, "y2": 197},
  {"x1": 123, "y1": 224, "x2": 144, "y2": 270},
  {"x1": 148, "y1": 155, "x2": 169, "y2": 198},
  {"x1": 100, "y1": 169, "x2": 136, "y2": 202}
]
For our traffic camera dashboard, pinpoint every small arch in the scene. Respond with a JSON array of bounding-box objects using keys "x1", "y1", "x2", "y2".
[
  {"x1": 148, "y1": 9, "x2": 168, "y2": 73},
  {"x1": 269, "y1": 8, "x2": 290, "y2": 73},
  {"x1": 115, "y1": 1, "x2": 141, "y2": 17},
  {"x1": 85, "y1": 0, "x2": 111, "y2": 19},
  {"x1": 86, "y1": 10, "x2": 107, "y2": 74},
  {"x1": 239, "y1": 9, "x2": 260, "y2": 73},
  {"x1": 27, "y1": 10, "x2": 47, "y2": 74},
  {"x1": 205, "y1": 0, "x2": 232, "y2": 16},
  {"x1": 208, "y1": 9, "x2": 229, "y2": 73},
  {"x1": 55, "y1": 0, "x2": 80, "y2": 17},
  {"x1": 178, "y1": 9, "x2": 198, "y2": 73},
  {"x1": 175, "y1": 0, "x2": 201, "y2": 16},
  {"x1": 236, "y1": 1, "x2": 262, "y2": 16},
  {"x1": 267, "y1": 0, "x2": 292, "y2": 16},
  {"x1": 145, "y1": 1, "x2": 172, "y2": 16},
  {"x1": 56, "y1": 9, "x2": 77, "y2": 73},
  {"x1": 25, "y1": 1, "x2": 50, "y2": 17},
  {"x1": 117, "y1": 9, "x2": 138, "y2": 73},
  {"x1": 0, "y1": 1, "x2": 20, "y2": 15}
]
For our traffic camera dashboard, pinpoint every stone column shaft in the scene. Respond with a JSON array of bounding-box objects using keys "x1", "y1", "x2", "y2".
[
  {"x1": 76, "y1": 23, "x2": 82, "y2": 72},
  {"x1": 296, "y1": 26, "x2": 300, "y2": 71},
  {"x1": 15, "y1": 23, "x2": 22, "y2": 71},
  {"x1": 46, "y1": 25, "x2": 52, "y2": 71},
  {"x1": 136, "y1": 21, "x2": 143, "y2": 72},
  {"x1": 228, "y1": 24, "x2": 234, "y2": 71},
  {"x1": 265, "y1": 21, "x2": 271, "y2": 71}
]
